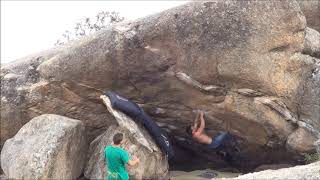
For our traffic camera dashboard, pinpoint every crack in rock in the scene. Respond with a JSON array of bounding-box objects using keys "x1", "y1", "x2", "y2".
[
  {"x1": 175, "y1": 71, "x2": 225, "y2": 94},
  {"x1": 236, "y1": 88, "x2": 263, "y2": 97},
  {"x1": 255, "y1": 97, "x2": 298, "y2": 123}
]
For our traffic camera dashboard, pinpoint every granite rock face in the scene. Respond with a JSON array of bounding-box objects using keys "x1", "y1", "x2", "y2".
[
  {"x1": 1, "y1": 0, "x2": 320, "y2": 170},
  {"x1": 0, "y1": 114, "x2": 87, "y2": 180}
]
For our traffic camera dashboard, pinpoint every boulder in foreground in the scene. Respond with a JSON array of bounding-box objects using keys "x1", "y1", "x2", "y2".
[{"x1": 0, "y1": 114, "x2": 87, "y2": 180}]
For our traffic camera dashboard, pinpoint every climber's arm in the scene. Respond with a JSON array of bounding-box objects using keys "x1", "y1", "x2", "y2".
[
  {"x1": 196, "y1": 111, "x2": 205, "y2": 134},
  {"x1": 193, "y1": 112, "x2": 199, "y2": 130}
]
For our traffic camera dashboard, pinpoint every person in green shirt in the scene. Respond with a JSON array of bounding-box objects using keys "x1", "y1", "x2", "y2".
[{"x1": 105, "y1": 133, "x2": 140, "y2": 180}]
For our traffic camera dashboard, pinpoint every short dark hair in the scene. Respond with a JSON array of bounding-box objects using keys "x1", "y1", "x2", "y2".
[
  {"x1": 186, "y1": 125, "x2": 193, "y2": 136},
  {"x1": 113, "y1": 133, "x2": 123, "y2": 145}
]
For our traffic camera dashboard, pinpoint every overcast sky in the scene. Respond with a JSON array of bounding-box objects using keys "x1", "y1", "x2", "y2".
[{"x1": 1, "y1": 1, "x2": 188, "y2": 64}]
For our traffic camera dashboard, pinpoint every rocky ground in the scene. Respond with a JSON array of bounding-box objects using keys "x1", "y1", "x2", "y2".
[{"x1": 234, "y1": 161, "x2": 320, "y2": 180}]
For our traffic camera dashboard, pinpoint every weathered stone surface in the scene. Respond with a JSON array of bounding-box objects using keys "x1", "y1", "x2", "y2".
[
  {"x1": 1, "y1": 0, "x2": 320, "y2": 170},
  {"x1": 298, "y1": 56, "x2": 320, "y2": 134},
  {"x1": 303, "y1": 27, "x2": 320, "y2": 58},
  {"x1": 84, "y1": 96, "x2": 168, "y2": 180},
  {"x1": 235, "y1": 161, "x2": 320, "y2": 180},
  {"x1": 286, "y1": 127, "x2": 318, "y2": 153},
  {"x1": 0, "y1": 69, "x2": 114, "y2": 150},
  {"x1": 0, "y1": 114, "x2": 87, "y2": 180},
  {"x1": 298, "y1": 0, "x2": 320, "y2": 32},
  {"x1": 316, "y1": 139, "x2": 320, "y2": 154}
]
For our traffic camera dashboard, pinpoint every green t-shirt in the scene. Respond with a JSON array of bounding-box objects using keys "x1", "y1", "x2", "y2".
[{"x1": 105, "y1": 146, "x2": 130, "y2": 180}]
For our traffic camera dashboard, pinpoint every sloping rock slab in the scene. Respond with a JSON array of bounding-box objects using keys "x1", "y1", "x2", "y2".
[{"x1": 235, "y1": 161, "x2": 320, "y2": 180}]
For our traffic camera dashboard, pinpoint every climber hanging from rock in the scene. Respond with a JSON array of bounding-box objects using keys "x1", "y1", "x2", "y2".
[{"x1": 186, "y1": 111, "x2": 239, "y2": 162}]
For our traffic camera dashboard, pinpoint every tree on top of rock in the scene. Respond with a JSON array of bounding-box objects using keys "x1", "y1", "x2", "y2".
[{"x1": 55, "y1": 11, "x2": 124, "y2": 46}]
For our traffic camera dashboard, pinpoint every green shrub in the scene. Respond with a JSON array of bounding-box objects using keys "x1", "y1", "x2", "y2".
[
  {"x1": 302, "y1": 152, "x2": 320, "y2": 164},
  {"x1": 55, "y1": 11, "x2": 124, "y2": 46}
]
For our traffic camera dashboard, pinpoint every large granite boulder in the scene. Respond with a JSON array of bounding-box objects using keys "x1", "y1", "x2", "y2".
[
  {"x1": 84, "y1": 96, "x2": 168, "y2": 180},
  {"x1": 0, "y1": 114, "x2": 87, "y2": 180},
  {"x1": 1, "y1": 0, "x2": 320, "y2": 170}
]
